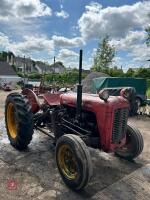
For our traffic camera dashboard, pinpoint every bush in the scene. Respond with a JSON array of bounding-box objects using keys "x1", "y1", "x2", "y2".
[
  {"x1": 12, "y1": 65, "x2": 17, "y2": 72},
  {"x1": 28, "y1": 73, "x2": 42, "y2": 79},
  {"x1": 45, "y1": 72, "x2": 88, "y2": 85},
  {"x1": 17, "y1": 72, "x2": 23, "y2": 77}
]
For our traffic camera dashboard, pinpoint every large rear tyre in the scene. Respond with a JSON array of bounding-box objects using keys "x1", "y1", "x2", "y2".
[
  {"x1": 115, "y1": 123, "x2": 144, "y2": 160},
  {"x1": 56, "y1": 134, "x2": 93, "y2": 191},
  {"x1": 5, "y1": 93, "x2": 34, "y2": 150}
]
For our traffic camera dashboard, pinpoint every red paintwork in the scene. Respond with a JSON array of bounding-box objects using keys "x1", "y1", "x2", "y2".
[
  {"x1": 43, "y1": 92, "x2": 62, "y2": 106},
  {"x1": 22, "y1": 88, "x2": 41, "y2": 113},
  {"x1": 60, "y1": 92, "x2": 129, "y2": 152},
  {"x1": 23, "y1": 89, "x2": 130, "y2": 152}
]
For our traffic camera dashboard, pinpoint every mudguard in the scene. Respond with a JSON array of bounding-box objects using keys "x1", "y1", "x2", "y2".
[
  {"x1": 22, "y1": 88, "x2": 41, "y2": 113},
  {"x1": 43, "y1": 92, "x2": 62, "y2": 106}
]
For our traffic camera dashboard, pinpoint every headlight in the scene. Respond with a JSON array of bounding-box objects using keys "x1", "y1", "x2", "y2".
[
  {"x1": 120, "y1": 87, "x2": 136, "y2": 100},
  {"x1": 99, "y1": 89, "x2": 109, "y2": 101}
]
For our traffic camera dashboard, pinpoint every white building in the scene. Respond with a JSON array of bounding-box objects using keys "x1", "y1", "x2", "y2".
[{"x1": 0, "y1": 61, "x2": 21, "y2": 86}]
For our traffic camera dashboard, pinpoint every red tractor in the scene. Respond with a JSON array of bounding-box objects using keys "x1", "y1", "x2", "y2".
[{"x1": 5, "y1": 50, "x2": 143, "y2": 191}]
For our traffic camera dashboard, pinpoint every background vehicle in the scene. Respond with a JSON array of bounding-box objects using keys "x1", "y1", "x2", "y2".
[
  {"x1": 5, "y1": 50, "x2": 144, "y2": 191},
  {"x1": 92, "y1": 77, "x2": 147, "y2": 107},
  {"x1": 2, "y1": 83, "x2": 12, "y2": 91}
]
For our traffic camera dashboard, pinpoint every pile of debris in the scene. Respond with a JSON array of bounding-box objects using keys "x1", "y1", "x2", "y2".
[{"x1": 82, "y1": 72, "x2": 110, "y2": 93}]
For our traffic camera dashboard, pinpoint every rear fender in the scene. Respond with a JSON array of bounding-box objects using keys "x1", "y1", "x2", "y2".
[
  {"x1": 22, "y1": 88, "x2": 41, "y2": 113},
  {"x1": 43, "y1": 92, "x2": 62, "y2": 106}
]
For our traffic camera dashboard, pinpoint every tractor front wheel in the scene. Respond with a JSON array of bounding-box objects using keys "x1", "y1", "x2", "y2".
[
  {"x1": 115, "y1": 123, "x2": 144, "y2": 160},
  {"x1": 56, "y1": 134, "x2": 93, "y2": 190},
  {"x1": 5, "y1": 93, "x2": 34, "y2": 150}
]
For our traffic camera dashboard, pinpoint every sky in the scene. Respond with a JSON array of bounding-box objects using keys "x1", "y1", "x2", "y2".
[{"x1": 0, "y1": 0, "x2": 150, "y2": 71}]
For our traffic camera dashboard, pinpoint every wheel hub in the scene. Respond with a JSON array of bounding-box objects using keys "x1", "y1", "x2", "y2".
[
  {"x1": 7, "y1": 103, "x2": 17, "y2": 139},
  {"x1": 58, "y1": 144, "x2": 78, "y2": 180}
]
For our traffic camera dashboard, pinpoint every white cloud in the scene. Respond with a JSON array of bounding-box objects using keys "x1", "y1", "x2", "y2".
[
  {"x1": 56, "y1": 49, "x2": 80, "y2": 68},
  {"x1": 77, "y1": 1, "x2": 150, "y2": 69},
  {"x1": 0, "y1": 33, "x2": 9, "y2": 48},
  {"x1": 110, "y1": 31, "x2": 146, "y2": 51},
  {"x1": 0, "y1": 0, "x2": 52, "y2": 21},
  {"x1": 131, "y1": 43, "x2": 150, "y2": 62},
  {"x1": 114, "y1": 56, "x2": 122, "y2": 63},
  {"x1": 52, "y1": 35, "x2": 84, "y2": 47},
  {"x1": 0, "y1": 32, "x2": 83, "y2": 61},
  {"x1": 9, "y1": 36, "x2": 54, "y2": 56},
  {"x1": 78, "y1": 1, "x2": 150, "y2": 41},
  {"x1": 91, "y1": 48, "x2": 97, "y2": 58},
  {"x1": 56, "y1": 49, "x2": 92, "y2": 69},
  {"x1": 0, "y1": 32, "x2": 54, "y2": 57},
  {"x1": 0, "y1": 1, "x2": 149, "y2": 70},
  {"x1": 58, "y1": 49, "x2": 78, "y2": 59},
  {"x1": 55, "y1": 10, "x2": 69, "y2": 19},
  {"x1": 110, "y1": 30, "x2": 150, "y2": 63}
]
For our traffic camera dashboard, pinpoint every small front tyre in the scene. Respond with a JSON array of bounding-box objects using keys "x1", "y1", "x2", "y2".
[
  {"x1": 56, "y1": 134, "x2": 93, "y2": 191},
  {"x1": 115, "y1": 123, "x2": 144, "y2": 160}
]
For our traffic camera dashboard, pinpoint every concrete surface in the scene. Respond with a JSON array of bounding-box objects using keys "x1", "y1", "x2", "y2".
[{"x1": 92, "y1": 164, "x2": 150, "y2": 200}]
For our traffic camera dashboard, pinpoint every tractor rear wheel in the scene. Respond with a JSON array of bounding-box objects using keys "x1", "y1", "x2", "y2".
[
  {"x1": 5, "y1": 93, "x2": 34, "y2": 150},
  {"x1": 115, "y1": 123, "x2": 144, "y2": 160},
  {"x1": 56, "y1": 134, "x2": 93, "y2": 190}
]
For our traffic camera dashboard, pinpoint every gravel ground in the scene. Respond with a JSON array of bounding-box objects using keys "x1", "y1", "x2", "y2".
[{"x1": 0, "y1": 90, "x2": 150, "y2": 200}]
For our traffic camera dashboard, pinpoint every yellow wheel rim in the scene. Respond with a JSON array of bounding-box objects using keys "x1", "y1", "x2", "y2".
[
  {"x1": 58, "y1": 144, "x2": 78, "y2": 180},
  {"x1": 7, "y1": 103, "x2": 17, "y2": 139}
]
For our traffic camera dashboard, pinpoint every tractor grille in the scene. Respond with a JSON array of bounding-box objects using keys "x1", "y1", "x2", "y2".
[{"x1": 112, "y1": 108, "x2": 129, "y2": 143}]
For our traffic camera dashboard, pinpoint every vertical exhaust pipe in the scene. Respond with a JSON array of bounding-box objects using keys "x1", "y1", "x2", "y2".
[{"x1": 76, "y1": 50, "x2": 83, "y2": 120}]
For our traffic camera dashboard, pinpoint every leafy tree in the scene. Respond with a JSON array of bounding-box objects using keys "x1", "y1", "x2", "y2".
[
  {"x1": 134, "y1": 68, "x2": 150, "y2": 78},
  {"x1": 12, "y1": 65, "x2": 17, "y2": 72},
  {"x1": 126, "y1": 68, "x2": 135, "y2": 77},
  {"x1": 109, "y1": 66, "x2": 124, "y2": 77},
  {"x1": 44, "y1": 71, "x2": 88, "y2": 85},
  {"x1": 93, "y1": 35, "x2": 115, "y2": 71},
  {"x1": 17, "y1": 72, "x2": 24, "y2": 77},
  {"x1": 0, "y1": 51, "x2": 14, "y2": 61},
  {"x1": 28, "y1": 72, "x2": 42, "y2": 79}
]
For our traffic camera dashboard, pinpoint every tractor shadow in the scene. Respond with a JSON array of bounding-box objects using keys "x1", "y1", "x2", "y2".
[{"x1": 77, "y1": 149, "x2": 143, "y2": 199}]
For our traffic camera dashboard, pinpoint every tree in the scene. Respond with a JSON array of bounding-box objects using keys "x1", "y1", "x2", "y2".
[
  {"x1": 0, "y1": 51, "x2": 14, "y2": 61},
  {"x1": 126, "y1": 68, "x2": 135, "y2": 77},
  {"x1": 93, "y1": 35, "x2": 115, "y2": 72},
  {"x1": 145, "y1": 27, "x2": 150, "y2": 46},
  {"x1": 109, "y1": 66, "x2": 124, "y2": 77},
  {"x1": 134, "y1": 68, "x2": 150, "y2": 78}
]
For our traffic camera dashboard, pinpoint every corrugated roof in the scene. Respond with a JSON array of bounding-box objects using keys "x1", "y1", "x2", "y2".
[{"x1": 0, "y1": 61, "x2": 17, "y2": 76}]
